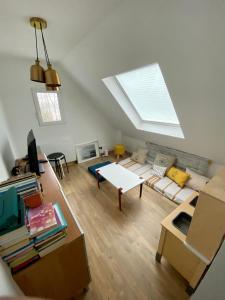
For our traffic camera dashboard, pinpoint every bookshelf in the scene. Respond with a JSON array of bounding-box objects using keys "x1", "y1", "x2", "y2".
[{"x1": 12, "y1": 154, "x2": 91, "y2": 299}]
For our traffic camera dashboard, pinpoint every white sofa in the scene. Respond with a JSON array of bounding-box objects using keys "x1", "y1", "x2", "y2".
[{"x1": 119, "y1": 157, "x2": 199, "y2": 204}]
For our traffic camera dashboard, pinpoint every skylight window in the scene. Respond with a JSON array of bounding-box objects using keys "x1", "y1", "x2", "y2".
[
  {"x1": 102, "y1": 63, "x2": 184, "y2": 139},
  {"x1": 116, "y1": 64, "x2": 179, "y2": 125}
]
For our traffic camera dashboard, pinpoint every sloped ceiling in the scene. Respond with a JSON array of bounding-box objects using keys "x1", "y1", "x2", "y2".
[
  {"x1": 61, "y1": 0, "x2": 225, "y2": 163},
  {"x1": 0, "y1": 0, "x2": 225, "y2": 162},
  {"x1": 0, "y1": 0, "x2": 121, "y2": 60}
]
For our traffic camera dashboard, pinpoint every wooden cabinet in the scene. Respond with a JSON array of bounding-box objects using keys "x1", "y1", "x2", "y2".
[
  {"x1": 13, "y1": 155, "x2": 91, "y2": 299},
  {"x1": 156, "y1": 167, "x2": 225, "y2": 294},
  {"x1": 187, "y1": 175, "x2": 225, "y2": 261}
]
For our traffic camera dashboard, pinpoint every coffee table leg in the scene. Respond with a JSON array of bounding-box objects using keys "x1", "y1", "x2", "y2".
[
  {"x1": 96, "y1": 171, "x2": 100, "y2": 189},
  {"x1": 139, "y1": 183, "x2": 143, "y2": 198},
  {"x1": 118, "y1": 188, "x2": 122, "y2": 211}
]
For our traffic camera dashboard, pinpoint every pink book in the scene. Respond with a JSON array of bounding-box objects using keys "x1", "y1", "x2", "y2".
[{"x1": 28, "y1": 203, "x2": 57, "y2": 237}]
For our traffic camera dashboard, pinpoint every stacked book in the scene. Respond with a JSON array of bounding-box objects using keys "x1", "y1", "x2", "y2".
[
  {"x1": 0, "y1": 174, "x2": 68, "y2": 273},
  {"x1": 27, "y1": 202, "x2": 67, "y2": 257},
  {"x1": 0, "y1": 185, "x2": 39, "y2": 273},
  {"x1": 0, "y1": 173, "x2": 39, "y2": 197}
]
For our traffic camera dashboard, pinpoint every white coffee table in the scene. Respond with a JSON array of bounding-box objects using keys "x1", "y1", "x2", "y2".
[{"x1": 96, "y1": 162, "x2": 145, "y2": 211}]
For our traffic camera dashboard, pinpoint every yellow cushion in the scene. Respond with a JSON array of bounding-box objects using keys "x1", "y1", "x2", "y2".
[{"x1": 166, "y1": 167, "x2": 190, "y2": 188}]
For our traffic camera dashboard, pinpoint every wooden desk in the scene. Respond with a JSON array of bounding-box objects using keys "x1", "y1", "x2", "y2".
[{"x1": 13, "y1": 155, "x2": 91, "y2": 299}]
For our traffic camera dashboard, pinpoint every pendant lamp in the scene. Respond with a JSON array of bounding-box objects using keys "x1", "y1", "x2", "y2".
[
  {"x1": 30, "y1": 17, "x2": 61, "y2": 89},
  {"x1": 40, "y1": 22, "x2": 61, "y2": 88},
  {"x1": 46, "y1": 85, "x2": 60, "y2": 91},
  {"x1": 30, "y1": 20, "x2": 45, "y2": 82}
]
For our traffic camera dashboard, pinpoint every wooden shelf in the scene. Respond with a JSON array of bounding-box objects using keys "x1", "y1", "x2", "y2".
[{"x1": 13, "y1": 154, "x2": 91, "y2": 299}]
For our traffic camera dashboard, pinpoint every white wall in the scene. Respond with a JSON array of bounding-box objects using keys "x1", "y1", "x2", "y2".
[
  {"x1": 0, "y1": 56, "x2": 117, "y2": 162},
  {"x1": 62, "y1": 0, "x2": 225, "y2": 165},
  {"x1": 0, "y1": 96, "x2": 15, "y2": 182}
]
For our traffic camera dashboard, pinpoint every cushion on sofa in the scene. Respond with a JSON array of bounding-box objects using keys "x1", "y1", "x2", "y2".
[
  {"x1": 152, "y1": 164, "x2": 167, "y2": 177},
  {"x1": 174, "y1": 187, "x2": 197, "y2": 204},
  {"x1": 166, "y1": 167, "x2": 190, "y2": 188},
  {"x1": 154, "y1": 177, "x2": 173, "y2": 194},
  {"x1": 131, "y1": 148, "x2": 148, "y2": 164},
  {"x1": 154, "y1": 153, "x2": 176, "y2": 170},
  {"x1": 185, "y1": 168, "x2": 209, "y2": 191},
  {"x1": 163, "y1": 182, "x2": 182, "y2": 200}
]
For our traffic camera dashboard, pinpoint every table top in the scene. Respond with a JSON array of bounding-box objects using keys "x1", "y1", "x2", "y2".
[{"x1": 97, "y1": 162, "x2": 144, "y2": 193}]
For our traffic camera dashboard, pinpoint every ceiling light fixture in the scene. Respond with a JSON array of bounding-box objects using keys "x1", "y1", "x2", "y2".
[
  {"x1": 30, "y1": 18, "x2": 45, "y2": 82},
  {"x1": 30, "y1": 17, "x2": 61, "y2": 89}
]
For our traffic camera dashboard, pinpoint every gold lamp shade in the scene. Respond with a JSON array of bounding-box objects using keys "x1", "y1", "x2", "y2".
[
  {"x1": 46, "y1": 85, "x2": 59, "y2": 91},
  {"x1": 45, "y1": 64, "x2": 61, "y2": 87},
  {"x1": 30, "y1": 60, "x2": 45, "y2": 82}
]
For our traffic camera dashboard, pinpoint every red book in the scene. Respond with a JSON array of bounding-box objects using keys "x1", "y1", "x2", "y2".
[
  {"x1": 23, "y1": 191, "x2": 42, "y2": 208},
  {"x1": 28, "y1": 203, "x2": 57, "y2": 237},
  {"x1": 11, "y1": 255, "x2": 39, "y2": 274}
]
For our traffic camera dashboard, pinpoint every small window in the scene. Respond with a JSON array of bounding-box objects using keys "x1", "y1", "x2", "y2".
[{"x1": 33, "y1": 90, "x2": 64, "y2": 126}]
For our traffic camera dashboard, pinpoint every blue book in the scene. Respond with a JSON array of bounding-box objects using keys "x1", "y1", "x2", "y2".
[{"x1": 35, "y1": 203, "x2": 67, "y2": 244}]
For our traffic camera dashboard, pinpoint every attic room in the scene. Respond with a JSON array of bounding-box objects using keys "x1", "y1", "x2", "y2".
[{"x1": 1, "y1": 0, "x2": 225, "y2": 299}]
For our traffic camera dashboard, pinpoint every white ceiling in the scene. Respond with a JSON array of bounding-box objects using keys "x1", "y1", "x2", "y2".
[
  {"x1": 1, "y1": 0, "x2": 225, "y2": 163},
  {"x1": 0, "y1": 0, "x2": 121, "y2": 60}
]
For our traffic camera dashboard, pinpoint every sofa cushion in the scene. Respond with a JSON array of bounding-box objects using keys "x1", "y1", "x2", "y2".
[
  {"x1": 185, "y1": 168, "x2": 209, "y2": 191},
  {"x1": 167, "y1": 167, "x2": 190, "y2": 188},
  {"x1": 174, "y1": 187, "x2": 197, "y2": 204},
  {"x1": 163, "y1": 182, "x2": 182, "y2": 200},
  {"x1": 152, "y1": 164, "x2": 167, "y2": 177},
  {"x1": 131, "y1": 148, "x2": 148, "y2": 164},
  {"x1": 154, "y1": 177, "x2": 173, "y2": 194},
  {"x1": 154, "y1": 153, "x2": 176, "y2": 170}
]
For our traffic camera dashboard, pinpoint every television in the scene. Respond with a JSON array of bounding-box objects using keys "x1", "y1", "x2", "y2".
[{"x1": 27, "y1": 129, "x2": 40, "y2": 176}]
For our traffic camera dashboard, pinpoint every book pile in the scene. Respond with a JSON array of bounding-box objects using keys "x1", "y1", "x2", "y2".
[
  {"x1": 0, "y1": 173, "x2": 39, "y2": 197},
  {"x1": 0, "y1": 174, "x2": 68, "y2": 274},
  {"x1": 0, "y1": 185, "x2": 39, "y2": 273},
  {"x1": 27, "y1": 202, "x2": 67, "y2": 257}
]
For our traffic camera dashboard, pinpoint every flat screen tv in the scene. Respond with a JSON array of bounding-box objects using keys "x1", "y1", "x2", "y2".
[{"x1": 27, "y1": 129, "x2": 40, "y2": 176}]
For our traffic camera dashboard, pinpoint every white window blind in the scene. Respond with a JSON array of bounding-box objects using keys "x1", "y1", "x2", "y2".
[
  {"x1": 36, "y1": 92, "x2": 61, "y2": 123},
  {"x1": 116, "y1": 63, "x2": 180, "y2": 125}
]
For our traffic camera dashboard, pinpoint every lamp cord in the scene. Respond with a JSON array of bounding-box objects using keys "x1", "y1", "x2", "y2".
[
  {"x1": 34, "y1": 23, "x2": 39, "y2": 61},
  {"x1": 40, "y1": 22, "x2": 51, "y2": 66}
]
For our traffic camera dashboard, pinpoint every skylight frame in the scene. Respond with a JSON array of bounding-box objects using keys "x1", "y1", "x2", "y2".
[
  {"x1": 115, "y1": 63, "x2": 180, "y2": 126},
  {"x1": 102, "y1": 63, "x2": 185, "y2": 139},
  {"x1": 114, "y1": 76, "x2": 180, "y2": 127}
]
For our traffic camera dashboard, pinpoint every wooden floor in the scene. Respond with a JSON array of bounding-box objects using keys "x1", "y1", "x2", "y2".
[{"x1": 61, "y1": 157, "x2": 189, "y2": 300}]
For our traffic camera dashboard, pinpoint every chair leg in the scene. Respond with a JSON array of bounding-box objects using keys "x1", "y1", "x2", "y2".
[
  {"x1": 54, "y1": 160, "x2": 59, "y2": 177},
  {"x1": 59, "y1": 159, "x2": 65, "y2": 177},
  {"x1": 56, "y1": 160, "x2": 62, "y2": 179},
  {"x1": 64, "y1": 155, "x2": 69, "y2": 173},
  {"x1": 55, "y1": 160, "x2": 59, "y2": 178}
]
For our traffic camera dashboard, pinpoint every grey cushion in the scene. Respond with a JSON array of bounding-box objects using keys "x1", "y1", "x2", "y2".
[
  {"x1": 154, "y1": 153, "x2": 176, "y2": 170},
  {"x1": 152, "y1": 164, "x2": 167, "y2": 177},
  {"x1": 131, "y1": 148, "x2": 148, "y2": 164}
]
